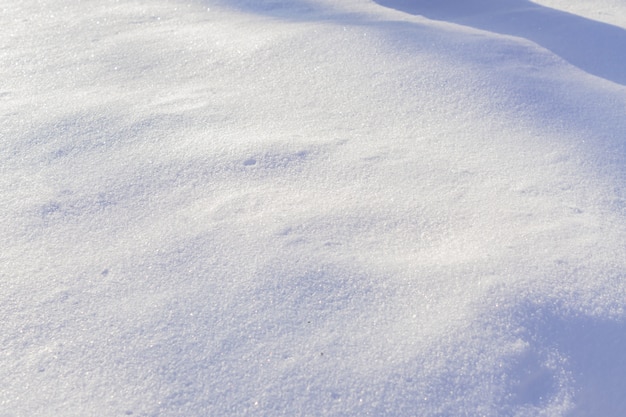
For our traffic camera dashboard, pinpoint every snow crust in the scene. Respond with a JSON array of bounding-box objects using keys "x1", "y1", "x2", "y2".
[{"x1": 2, "y1": 0, "x2": 626, "y2": 416}]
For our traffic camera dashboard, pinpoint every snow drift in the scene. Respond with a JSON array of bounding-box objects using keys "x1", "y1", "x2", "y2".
[{"x1": 2, "y1": 0, "x2": 626, "y2": 416}]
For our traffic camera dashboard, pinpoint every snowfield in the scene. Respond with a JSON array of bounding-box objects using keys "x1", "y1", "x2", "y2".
[{"x1": 2, "y1": 0, "x2": 626, "y2": 416}]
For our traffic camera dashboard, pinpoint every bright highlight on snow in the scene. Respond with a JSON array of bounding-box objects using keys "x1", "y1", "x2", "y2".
[{"x1": 2, "y1": 0, "x2": 626, "y2": 415}]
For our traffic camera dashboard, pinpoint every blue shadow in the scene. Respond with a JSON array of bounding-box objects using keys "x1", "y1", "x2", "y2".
[{"x1": 374, "y1": 0, "x2": 626, "y2": 86}]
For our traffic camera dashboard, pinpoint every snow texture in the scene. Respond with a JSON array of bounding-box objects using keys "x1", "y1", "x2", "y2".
[{"x1": 2, "y1": 0, "x2": 626, "y2": 416}]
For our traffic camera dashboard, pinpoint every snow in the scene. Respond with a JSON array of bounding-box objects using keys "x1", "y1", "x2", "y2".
[{"x1": 2, "y1": 0, "x2": 626, "y2": 416}]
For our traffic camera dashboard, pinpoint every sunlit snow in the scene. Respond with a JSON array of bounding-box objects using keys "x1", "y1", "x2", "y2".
[{"x1": 2, "y1": 0, "x2": 626, "y2": 416}]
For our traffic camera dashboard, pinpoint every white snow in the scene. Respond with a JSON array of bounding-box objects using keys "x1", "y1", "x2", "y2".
[{"x1": 2, "y1": 0, "x2": 626, "y2": 416}]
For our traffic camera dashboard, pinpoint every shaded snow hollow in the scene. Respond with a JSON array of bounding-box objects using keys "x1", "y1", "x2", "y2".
[{"x1": 2, "y1": 0, "x2": 626, "y2": 416}]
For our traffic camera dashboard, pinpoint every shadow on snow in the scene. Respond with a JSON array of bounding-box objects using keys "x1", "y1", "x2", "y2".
[{"x1": 374, "y1": 0, "x2": 626, "y2": 86}]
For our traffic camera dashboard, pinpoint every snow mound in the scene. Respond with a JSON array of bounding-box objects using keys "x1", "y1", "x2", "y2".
[{"x1": 2, "y1": 0, "x2": 626, "y2": 416}]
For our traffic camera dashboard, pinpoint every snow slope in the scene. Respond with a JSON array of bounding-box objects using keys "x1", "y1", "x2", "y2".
[{"x1": 2, "y1": 0, "x2": 626, "y2": 416}]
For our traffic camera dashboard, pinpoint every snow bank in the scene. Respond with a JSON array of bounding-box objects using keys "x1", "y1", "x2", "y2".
[{"x1": 2, "y1": 0, "x2": 626, "y2": 416}]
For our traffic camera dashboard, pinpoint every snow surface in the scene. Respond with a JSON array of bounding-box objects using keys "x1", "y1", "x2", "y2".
[{"x1": 2, "y1": 0, "x2": 626, "y2": 416}]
